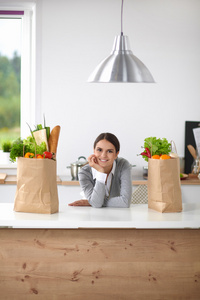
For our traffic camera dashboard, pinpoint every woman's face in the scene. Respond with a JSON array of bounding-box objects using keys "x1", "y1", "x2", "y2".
[{"x1": 94, "y1": 139, "x2": 119, "y2": 171}]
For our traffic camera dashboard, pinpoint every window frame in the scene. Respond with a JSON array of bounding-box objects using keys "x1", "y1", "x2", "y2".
[{"x1": 0, "y1": 3, "x2": 37, "y2": 167}]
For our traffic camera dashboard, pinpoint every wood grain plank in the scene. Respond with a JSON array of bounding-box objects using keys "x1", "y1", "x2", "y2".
[
  {"x1": 0, "y1": 229, "x2": 199, "y2": 299},
  {"x1": 0, "y1": 229, "x2": 199, "y2": 262},
  {"x1": 0, "y1": 173, "x2": 6, "y2": 184}
]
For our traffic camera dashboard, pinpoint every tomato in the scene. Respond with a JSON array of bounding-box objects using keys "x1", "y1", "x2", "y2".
[
  {"x1": 36, "y1": 154, "x2": 44, "y2": 159},
  {"x1": 152, "y1": 155, "x2": 160, "y2": 159},
  {"x1": 43, "y1": 151, "x2": 53, "y2": 159},
  {"x1": 160, "y1": 154, "x2": 171, "y2": 160}
]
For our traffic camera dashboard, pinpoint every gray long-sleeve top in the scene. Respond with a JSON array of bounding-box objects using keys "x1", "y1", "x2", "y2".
[{"x1": 78, "y1": 157, "x2": 132, "y2": 208}]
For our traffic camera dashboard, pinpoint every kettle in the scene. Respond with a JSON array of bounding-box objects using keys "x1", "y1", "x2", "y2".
[{"x1": 67, "y1": 156, "x2": 87, "y2": 180}]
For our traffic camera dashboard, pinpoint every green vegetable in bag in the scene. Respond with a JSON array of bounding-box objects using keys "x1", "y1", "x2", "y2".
[
  {"x1": 141, "y1": 137, "x2": 171, "y2": 162},
  {"x1": 9, "y1": 139, "x2": 24, "y2": 162}
]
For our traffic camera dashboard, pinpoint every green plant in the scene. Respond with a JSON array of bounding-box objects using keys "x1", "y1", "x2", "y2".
[
  {"x1": 2, "y1": 140, "x2": 12, "y2": 152},
  {"x1": 0, "y1": 127, "x2": 20, "y2": 149}
]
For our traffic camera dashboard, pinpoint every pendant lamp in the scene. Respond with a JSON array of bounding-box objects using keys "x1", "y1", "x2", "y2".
[{"x1": 88, "y1": 0, "x2": 155, "y2": 83}]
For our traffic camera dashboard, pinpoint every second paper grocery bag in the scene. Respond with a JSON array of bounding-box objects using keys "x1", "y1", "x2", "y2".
[{"x1": 148, "y1": 157, "x2": 182, "y2": 213}]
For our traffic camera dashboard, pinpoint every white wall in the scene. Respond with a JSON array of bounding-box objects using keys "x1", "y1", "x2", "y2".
[{"x1": 35, "y1": 0, "x2": 200, "y2": 176}]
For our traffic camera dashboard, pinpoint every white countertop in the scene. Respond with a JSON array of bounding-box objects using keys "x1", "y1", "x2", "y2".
[{"x1": 0, "y1": 203, "x2": 200, "y2": 229}]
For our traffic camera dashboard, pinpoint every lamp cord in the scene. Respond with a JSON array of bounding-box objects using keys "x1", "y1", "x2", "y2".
[{"x1": 121, "y1": 0, "x2": 124, "y2": 36}]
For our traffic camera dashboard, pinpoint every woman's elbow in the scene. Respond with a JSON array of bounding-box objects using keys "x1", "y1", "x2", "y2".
[
  {"x1": 122, "y1": 196, "x2": 131, "y2": 208},
  {"x1": 89, "y1": 201, "x2": 103, "y2": 208},
  {"x1": 122, "y1": 201, "x2": 131, "y2": 208}
]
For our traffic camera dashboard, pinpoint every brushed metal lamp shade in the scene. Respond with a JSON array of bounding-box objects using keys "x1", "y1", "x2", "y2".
[
  {"x1": 88, "y1": 0, "x2": 154, "y2": 83},
  {"x1": 88, "y1": 34, "x2": 155, "y2": 83}
]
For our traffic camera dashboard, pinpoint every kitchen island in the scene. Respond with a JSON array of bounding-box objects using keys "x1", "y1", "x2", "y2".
[{"x1": 0, "y1": 203, "x2": 200, "y2": 299}]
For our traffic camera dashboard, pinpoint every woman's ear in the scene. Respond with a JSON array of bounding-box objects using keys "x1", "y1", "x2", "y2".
[{"x1": 115, "y1": 151, "x2": 119, "y2": 159}]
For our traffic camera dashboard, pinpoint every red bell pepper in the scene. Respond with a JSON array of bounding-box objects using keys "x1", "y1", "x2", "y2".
[
  {"x1": 145, "y1": 147, "x2": 151, "y2": 158},
  {"x1": 43, "y1": 151, "x2": 53, "y2": 159}
]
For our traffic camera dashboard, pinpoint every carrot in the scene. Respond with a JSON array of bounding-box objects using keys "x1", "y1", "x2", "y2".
[{"x1": 48, "y1": 126, "x2": 61, "y2": 154}]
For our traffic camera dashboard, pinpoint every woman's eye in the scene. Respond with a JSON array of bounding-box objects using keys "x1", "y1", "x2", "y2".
[
  {"x1": 97, "y1": 148, "x2": 102, "y2": 152},
  {"x1": 108, "y1": 150, "x2": 113, "y2": 153}
]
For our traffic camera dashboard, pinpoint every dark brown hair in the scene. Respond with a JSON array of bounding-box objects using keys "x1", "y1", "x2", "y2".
[{"x1": 93, "y1": 133, "x2": 120, "y2": 153}]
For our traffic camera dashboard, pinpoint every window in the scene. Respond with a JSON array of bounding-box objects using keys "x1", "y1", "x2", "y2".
[
  {"x1": 0, "y1": 14, "x2": 22, "y2": 148},
  {"x1": 0, "y1": 7, "x2": 36, "y2": 164}
]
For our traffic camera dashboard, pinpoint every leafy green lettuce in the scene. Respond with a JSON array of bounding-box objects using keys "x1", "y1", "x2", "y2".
[
  {"x1": 143, "y1": 137, "x2": 171, "y2": 162},
  {"x1": 23, "y1": 136, "x2": 47, "y2": 155}
]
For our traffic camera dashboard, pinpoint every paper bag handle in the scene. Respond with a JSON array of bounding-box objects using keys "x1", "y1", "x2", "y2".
[
  {"x1": 146, "y1": 141, "x2": 153, "y2": 157},
  {"x1": 170, "y1": 140, "x2": 178, "y2": 154}
]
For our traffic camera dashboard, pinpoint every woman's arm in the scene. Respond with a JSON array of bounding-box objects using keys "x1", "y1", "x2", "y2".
[
  {"x1": 77, "y1": 159, "x2": 132, "y2": 208},
  {"x1": 78, "y1": 168, "x2": 106, "y2": 208},
  {"x1": 105, "y1": 163, "x2": 132, "y2": 208}
]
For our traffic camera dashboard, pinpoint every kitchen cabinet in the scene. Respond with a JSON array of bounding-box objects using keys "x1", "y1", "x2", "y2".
[
  {"x1": 0, "y1": 203, "x2": 200, "y2": 299},
  {"x1": 1, "y1": 175, "x2": 200, "y2": 204}
]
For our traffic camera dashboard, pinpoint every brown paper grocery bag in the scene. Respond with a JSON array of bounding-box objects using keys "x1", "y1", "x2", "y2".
[
  {"x1": 14, "y1": 157, "x2": 59, "y2": 214},
  {"x1": 148, "y1": 157, "x2": 182, "y2": 213}
]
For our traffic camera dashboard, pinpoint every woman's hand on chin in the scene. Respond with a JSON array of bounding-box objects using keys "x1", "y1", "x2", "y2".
[
  {"x1": 68, "y1": 200, "x2": 91, "y2": 206},
  {"x1": 88, "y1": 154, "x2": 105, "y2": 173}
]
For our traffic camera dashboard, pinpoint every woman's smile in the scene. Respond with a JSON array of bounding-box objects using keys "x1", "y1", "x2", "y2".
[{"x1": 98, "y1": 158, "x2": 109, "y2": 165}]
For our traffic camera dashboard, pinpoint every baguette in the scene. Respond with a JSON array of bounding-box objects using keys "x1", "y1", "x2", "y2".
[{"x1": 48, "y1": 126, "x2": 61, "y2": 154}]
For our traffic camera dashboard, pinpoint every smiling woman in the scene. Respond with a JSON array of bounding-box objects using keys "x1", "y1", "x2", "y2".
[{"x1": 69, "y1": 133, "x2": 132, "y2": 208}]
